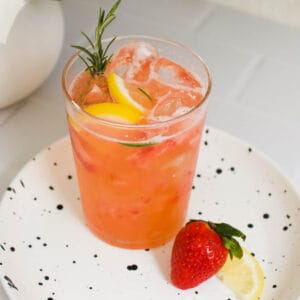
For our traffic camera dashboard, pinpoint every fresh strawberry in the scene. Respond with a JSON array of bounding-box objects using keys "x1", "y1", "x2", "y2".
[{"x1": 170, "y1": 220, "x2": 246, "y2": 290}]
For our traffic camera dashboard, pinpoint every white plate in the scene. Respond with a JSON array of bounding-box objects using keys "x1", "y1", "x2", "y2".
[{"x1": 0, "y1": 127, "x2": 299, "y2": 300}]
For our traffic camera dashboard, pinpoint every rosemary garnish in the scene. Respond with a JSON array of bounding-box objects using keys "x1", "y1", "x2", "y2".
[
  {"x1": 71, "y1": 0, "x2": 121, "y2": 77},
  {"x1": 119, "y1": 142, "x2": 157, "y2": 148},
  {"x1": 137, "y1": 87, "x2": 153, "y2": 102}
]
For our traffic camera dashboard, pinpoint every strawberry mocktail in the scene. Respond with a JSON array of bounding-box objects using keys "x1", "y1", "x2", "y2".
[{"x1": 62, "y1": 36, "x2": 211, "y2": 249}]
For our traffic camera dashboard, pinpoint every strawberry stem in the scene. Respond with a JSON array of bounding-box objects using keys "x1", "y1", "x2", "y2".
[
  {"x1": 207, "y1": 221, "x2": 246, "y2": 260},
  {"x1": 208, "y1": 222, "x2": 246, "y2": 241},
  {"x1": 221, "y1": 236, "x2": 243, "y2": 259}
]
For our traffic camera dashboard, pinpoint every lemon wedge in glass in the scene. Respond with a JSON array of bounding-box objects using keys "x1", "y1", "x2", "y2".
[
  {"x1": 107, "y1": 72, "x2": 146, "y2": 113},
  {"x1": 217, "y1": 248, "x2": 264, "y2": 300},
  {"x1": 84, "y1": 102, "x2": 142, "y2": 124}
]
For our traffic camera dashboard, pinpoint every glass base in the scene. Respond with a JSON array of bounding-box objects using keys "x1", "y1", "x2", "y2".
[{"x1": 86, "y1": 220, "x2": 179, "y2": 249}]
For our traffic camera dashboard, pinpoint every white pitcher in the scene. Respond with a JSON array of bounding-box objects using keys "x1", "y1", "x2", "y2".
[{"x1": 0, "y1": 0, "x2": 64, "y2": 109}]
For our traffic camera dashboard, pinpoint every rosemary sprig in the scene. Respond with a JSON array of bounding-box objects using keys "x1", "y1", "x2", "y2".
[
  {"x1": 119, "y1": 142, "x2": 157, "y2": 147},
  {"x1": 137, "y1": 87, "x2": 153, "y2": 102},
  {"x1": 71, "y1": 0, "x2": 121, "y2": 77}
]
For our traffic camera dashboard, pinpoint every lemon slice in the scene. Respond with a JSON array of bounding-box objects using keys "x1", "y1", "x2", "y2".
[
  {"x1": 107, "y1": 72, "x2": 146, "y2": 113},
  {"x1": 217, "y1": 248, "x2": 264, "y2": 300},
  {"x1": 84, "y1": 102, "x2": 142, "y2": 124}
]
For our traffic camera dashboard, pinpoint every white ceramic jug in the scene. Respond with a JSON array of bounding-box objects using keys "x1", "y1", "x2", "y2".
[{"x1": 0, "y1": 0, "x2": 64, "y2": 109}]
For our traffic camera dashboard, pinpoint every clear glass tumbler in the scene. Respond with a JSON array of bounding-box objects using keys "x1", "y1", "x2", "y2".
[{"x1": 62, "y1": 36, "x2": 211, "y2": 249}]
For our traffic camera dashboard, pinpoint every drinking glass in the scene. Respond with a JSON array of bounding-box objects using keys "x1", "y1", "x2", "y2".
[{"x1": 62, "y1": 35, "x2": 211, "y2": 249}]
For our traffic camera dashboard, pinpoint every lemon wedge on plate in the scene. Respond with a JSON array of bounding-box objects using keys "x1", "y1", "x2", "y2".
[
  {"x1": 84, "y1": 102, "x2": 142, "y2": 124},
  {"x1": 217, "y1": 248, "x2": 264, "y2": 300},
  {"x1": 107, "y1": 72, "x2": 146, "y2": 113}
]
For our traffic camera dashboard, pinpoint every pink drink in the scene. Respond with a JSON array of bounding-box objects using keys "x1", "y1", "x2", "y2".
[{"x1": 63, "y1": 36, "x2": 211, "y2": 248}]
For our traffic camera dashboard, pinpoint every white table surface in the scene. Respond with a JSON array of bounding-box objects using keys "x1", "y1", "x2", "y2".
[{"x1": 0, "y1": 0, "x2": 299, "y2": 298}]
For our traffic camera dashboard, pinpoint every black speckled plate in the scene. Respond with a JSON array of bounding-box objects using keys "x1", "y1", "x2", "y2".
[{"x1": 0, "y1": 127, "x2": 299, "y2": 300}]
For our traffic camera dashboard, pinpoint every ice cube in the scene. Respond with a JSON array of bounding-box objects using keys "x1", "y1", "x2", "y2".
[
  {"x1": 152, "y1": 57, "x2": 202, "y2": 90},
  {"x1": 153, "y1": 97, "x2": 183, "y2": 117},
  {"x1": 131, "y1": 42, "x2": 157, "y2": 62},
  {"x1": 149, "y1": 87, "x2": 200, "y2": 119},
  {"x1": 89, "y1": 84, "x2": 101, "y2": 94},
  {"x1": 84, "y1": 84, "x2": 109, "y2": 105},
  {"x1": 172, "y1": 106, "x2": 191, "y2": 117},
  {"x1": 106, "y1": 42, "x2": 158, "y2": 82},
  {"x1": 166, "y1": 154, "x2": 187, "y2": 169}
]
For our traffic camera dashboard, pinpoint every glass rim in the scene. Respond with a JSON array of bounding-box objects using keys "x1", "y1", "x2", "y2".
[{"x1": 62, "y1": 34, "x2": 212, "y2": 129}]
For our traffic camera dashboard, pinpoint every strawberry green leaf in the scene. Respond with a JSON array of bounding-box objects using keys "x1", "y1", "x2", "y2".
[
  {"x1": 222, "y1": 236, "x2": 243, "y2": 259},
  {"x1": 208, "y1": 222, "x2": 246, "y2": 241},
  {"x1": 207, "y1": 221, "x2": 246, "y2": 260}
]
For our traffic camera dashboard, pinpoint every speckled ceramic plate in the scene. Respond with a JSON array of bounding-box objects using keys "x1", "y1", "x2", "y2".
[{"x1": 0, "y1": 127, "x2": 299, "y2": 300}]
